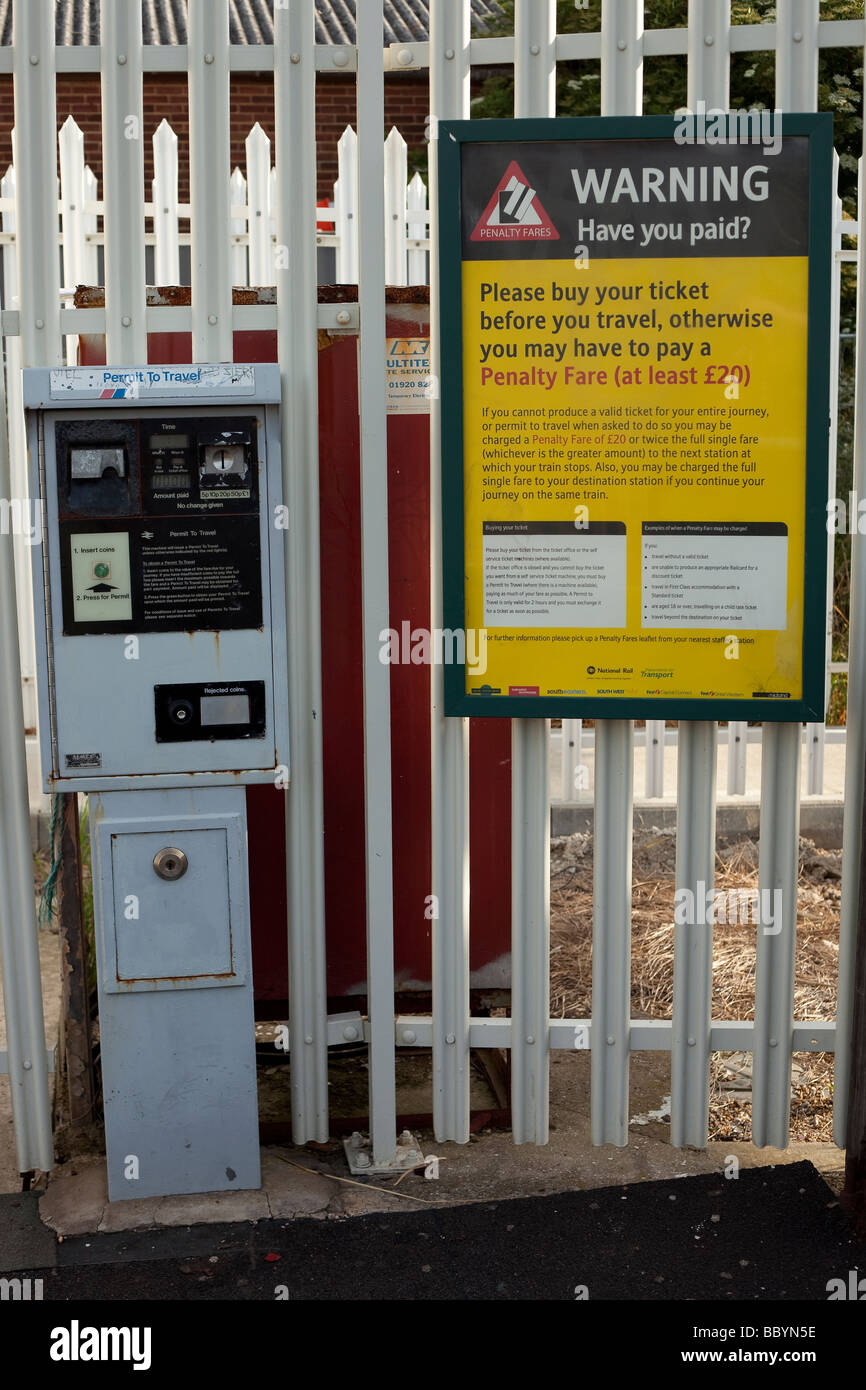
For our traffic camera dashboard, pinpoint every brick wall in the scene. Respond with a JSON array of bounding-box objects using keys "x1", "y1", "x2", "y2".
[{"x1": 0, "y1": 70, "x2": 431, "y2": 203}]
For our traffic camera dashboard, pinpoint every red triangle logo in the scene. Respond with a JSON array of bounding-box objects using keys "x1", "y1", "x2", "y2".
[{"x1": 470, "y1": 160, "x2": 559, "y2": 242}]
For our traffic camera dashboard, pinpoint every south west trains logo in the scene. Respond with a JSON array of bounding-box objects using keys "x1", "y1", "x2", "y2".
[{"x1": 470, "y1": 161, "x2": 560, "y2": 242}]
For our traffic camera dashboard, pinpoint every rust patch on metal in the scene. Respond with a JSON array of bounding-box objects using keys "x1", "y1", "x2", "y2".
[
  {"x1": 386, "y1": 285, "x2": 430, "y2": 304},
  {"x1": 57, "y1": 794, "x2": 98, "y2": 1135},
  {"x1": 116, "y1": 972, "x2": 237, "y2": 988},
  {"x1": 74, "y1": 284, "x2": 430, "y2": 308},
  {"x1": 317, "y1": 284, "x2": 356, "y2": 304},
  {"x1": 317, "y1": 284, "x2": 430, "y2": 305},
  {"x1": 73, "y1": 285, "x2": 106, "y2": 308},
  {"x1": 316, "y1": 285, "x2": 431, "y2": 304}
]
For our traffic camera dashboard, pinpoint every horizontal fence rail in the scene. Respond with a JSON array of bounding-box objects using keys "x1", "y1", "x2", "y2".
[{"x1": 549, "y1": 723, "x2": 850, "y2": 803}]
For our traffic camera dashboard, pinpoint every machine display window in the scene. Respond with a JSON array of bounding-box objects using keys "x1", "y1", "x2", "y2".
[
  {"x1": 145, "y1": 426, "x2": 195, "y2": 504},
  {"x1": 151, "y1": 471, "x2": 192, "y2": 490},
  {"x1": 150, "y1": 434, "x2": 191, "y2": 450},
  {"x1": 200, "y1": 694, "x2": 251, "y2": 726}
]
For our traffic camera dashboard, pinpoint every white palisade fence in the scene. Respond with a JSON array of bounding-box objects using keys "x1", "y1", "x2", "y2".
[
  {"x1": 3, "y1": 115, "x2": 429, "y2": 306},
  {"x1": 55, "y1": 115, "x2": 429, "y2": 292},
  {"x1": 0, "y1": 0, "x2": 860, "y2": 1181}
]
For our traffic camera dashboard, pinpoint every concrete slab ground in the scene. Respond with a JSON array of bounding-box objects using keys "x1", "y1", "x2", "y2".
[{"x1": 36, "y1": 1050, "x2": 845, "y2": 1237}]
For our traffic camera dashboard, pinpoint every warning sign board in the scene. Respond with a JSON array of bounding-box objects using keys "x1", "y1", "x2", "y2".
[{"x1": 438, "y1": 114, "x2": 833, "y2": 721}]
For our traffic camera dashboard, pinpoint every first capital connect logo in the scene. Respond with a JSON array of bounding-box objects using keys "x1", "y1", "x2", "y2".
[{"x1": 471, "y1": 161, "x2": 560, "y2": 241}]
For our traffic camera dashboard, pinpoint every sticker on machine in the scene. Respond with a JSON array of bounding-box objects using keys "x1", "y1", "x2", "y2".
[
  {"x1": 69, "y1": 532, "x2": 133, "y2": 623},
  {"x1": 383, "y1": 337, "x2": 432, "y2": 413},
  {"x1": 64, "y1": 752, "x2": 102, "y2": 770},
  {"x1": 48, "y1": 365, "x2": 256, "y2": 399}
]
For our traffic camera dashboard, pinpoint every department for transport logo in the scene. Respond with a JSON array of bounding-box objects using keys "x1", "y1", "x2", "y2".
[{"x1": 470, "y1": 160, "x2": 559, "y2": 242}]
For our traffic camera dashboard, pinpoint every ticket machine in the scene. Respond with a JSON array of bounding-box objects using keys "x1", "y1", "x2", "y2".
[{"x1": 24, "y1": 363, "x2": 287, "y2": 1200}]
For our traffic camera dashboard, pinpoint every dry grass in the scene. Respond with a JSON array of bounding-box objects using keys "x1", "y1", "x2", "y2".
[{"x1": 549, "y1": 830, "x2": 840, "y2": 1143}]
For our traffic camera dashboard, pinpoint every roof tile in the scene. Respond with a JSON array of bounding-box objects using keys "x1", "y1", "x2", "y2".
[{"x1": 8, "y1": 0, "x2": 505, "y2": 47}]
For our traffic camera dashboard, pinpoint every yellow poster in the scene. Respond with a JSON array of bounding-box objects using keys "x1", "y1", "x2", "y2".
[{"x1": 442, "y1": 121, "x2": 831, "y2": 719}]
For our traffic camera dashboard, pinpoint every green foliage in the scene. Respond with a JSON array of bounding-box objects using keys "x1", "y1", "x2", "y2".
[{"x1": 472, "y1": 2, "x2": 863, "y2": 212}]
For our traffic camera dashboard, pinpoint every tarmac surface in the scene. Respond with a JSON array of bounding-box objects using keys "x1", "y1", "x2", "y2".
[{"x1": 3, "y1": 1160, "x2": 864, "y2": 1302}]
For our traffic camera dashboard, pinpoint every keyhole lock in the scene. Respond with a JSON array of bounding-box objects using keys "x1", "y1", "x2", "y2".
[{"x1": 153, "y1": 847, "x2": 189, "y2": 881}]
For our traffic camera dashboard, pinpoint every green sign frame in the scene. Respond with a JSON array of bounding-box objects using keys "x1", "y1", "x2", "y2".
[{"x1": 438, "y1": 113, "x2": 833, "y2": 722}]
